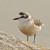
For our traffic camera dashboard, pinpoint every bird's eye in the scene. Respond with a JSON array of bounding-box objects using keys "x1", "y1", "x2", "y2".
[{"x1": 20, "y1": 16, "x2": 24, "y2": 18}]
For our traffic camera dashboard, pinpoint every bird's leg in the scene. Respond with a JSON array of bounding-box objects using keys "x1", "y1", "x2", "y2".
[
  {"x1": 27, "y1": 36, "x2": 28, "y2": 42},
  {"x1": 33, "y1": 34, "x2": 36, "y2": 43}
]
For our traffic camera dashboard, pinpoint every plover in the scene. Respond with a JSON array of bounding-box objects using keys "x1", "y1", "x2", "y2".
[{"x1": 13, "y1": 12, "x2": 44, "y2": 43}]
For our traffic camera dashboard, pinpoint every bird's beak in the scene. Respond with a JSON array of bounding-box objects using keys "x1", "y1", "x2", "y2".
[{"x1": 13, "y1": 18, "x2": 20, "y2": 20}]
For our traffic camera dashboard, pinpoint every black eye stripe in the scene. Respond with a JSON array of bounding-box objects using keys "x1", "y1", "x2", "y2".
[
  {"x1": 13, "y1": 15, "x2": 28, "y2": 20},
  {"x1": 20, "y1": 16, "x2": 24, "y2": 18},
  {"x1": 20, "y1": 15, "x2": 28, "y2": 19}
]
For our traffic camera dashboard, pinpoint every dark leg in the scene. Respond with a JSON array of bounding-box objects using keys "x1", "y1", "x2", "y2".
[
  {"x1": 27, "y1": 36, "x2": 28, "y2": 41},
  {"x1": 33, "y1": 34, "x2": 36, "y2": 43}
]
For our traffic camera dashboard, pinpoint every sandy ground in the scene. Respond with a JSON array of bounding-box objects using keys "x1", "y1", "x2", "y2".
[{"x1": 0, "y1": 32, "x2": 49, "y2": 50}]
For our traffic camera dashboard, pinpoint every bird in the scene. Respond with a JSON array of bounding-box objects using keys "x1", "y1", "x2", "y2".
[{"x1": 13, "y1": 12, "x2": 44, "y2": 43}]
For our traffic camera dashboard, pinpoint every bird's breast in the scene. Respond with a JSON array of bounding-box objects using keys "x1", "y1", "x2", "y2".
[{"x1": 18, "y1": 21, "x2": 38, "y2": 36}]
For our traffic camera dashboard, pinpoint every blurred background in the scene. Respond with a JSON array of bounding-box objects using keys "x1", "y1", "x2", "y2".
[{"x1": 0, "y1": 0, "x2": 50, "y2": 47}]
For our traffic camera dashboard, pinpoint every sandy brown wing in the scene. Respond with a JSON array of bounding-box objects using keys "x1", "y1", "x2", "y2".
[{"x1": 34, "y1": 19, "x2": 42, "y2": 26}]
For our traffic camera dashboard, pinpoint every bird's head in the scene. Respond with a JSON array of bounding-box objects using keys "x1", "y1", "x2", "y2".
[{"x1": 13, "y1": 12, "x2": 31, "y2": 23}]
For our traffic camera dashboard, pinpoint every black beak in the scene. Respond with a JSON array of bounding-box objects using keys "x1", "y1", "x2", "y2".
[{"x1": 13, "y1": 18, "x2": 20, "y2": 20}]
